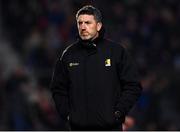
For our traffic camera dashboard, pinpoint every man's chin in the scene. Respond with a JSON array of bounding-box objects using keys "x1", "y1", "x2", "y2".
[{"x1": 80, "y1": 37, "x2": 91, "y2": 41}]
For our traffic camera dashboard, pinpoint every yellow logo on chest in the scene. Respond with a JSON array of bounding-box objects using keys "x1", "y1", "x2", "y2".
[{"x1": 105, "y1": 59, "x2": 111, "y2": 66}]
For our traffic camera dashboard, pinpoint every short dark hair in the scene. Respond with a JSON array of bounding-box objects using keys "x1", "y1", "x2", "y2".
[{"x1": 76, "y1": 5, "x2": 102, "y2": 23}]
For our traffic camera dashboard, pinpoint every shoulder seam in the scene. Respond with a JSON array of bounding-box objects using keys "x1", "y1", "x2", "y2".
[{"x1": 60, "y1": 43, "x2": 75, "y2": 61}]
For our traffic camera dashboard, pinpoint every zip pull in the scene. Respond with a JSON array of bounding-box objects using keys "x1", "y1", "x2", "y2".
[{"x1": 93, "y1": 43, "x2": 96, "y2": 47}]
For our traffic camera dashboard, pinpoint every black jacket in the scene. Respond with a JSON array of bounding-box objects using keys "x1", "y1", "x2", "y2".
[{"x1": 50, "y1": 31, "x2": 142, "y2": 130}]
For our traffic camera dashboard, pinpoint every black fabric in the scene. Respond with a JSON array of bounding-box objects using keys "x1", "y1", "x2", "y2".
[
  {"x1": 50, "y1": 29, "x2": 142, "y2": 130},
  {"x1": 70, "y1": 122, "x2": 122, "y2": 131}
]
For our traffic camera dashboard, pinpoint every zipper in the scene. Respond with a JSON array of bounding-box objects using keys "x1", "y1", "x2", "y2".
[
  {"x1": 83, "y1": 44, "x2": 97, "y2": 124},
  {"x1": 83, "y1": 53, "x2": 89, "y2": 125}
]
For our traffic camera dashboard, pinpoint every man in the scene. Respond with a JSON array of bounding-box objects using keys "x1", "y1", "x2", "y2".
[{"x1": 50, "y1": 5, "x2": 142, "y2": 130}]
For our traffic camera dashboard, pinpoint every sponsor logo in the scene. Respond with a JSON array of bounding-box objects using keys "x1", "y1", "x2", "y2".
[{"x1": 69, "y1": 62, "x2": 79, "y2": 67}]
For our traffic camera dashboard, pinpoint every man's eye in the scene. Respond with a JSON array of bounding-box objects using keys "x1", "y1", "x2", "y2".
[{"x1": 78, "y1": 22, "x2": 83, "y2": 25}]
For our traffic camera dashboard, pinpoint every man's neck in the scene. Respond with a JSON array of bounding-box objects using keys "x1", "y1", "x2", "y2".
[{"x1": 91, "y1": 32, "x2": 99, "y2": 41}]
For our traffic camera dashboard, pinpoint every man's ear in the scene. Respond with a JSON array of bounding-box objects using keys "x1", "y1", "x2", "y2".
[{"x1": 97, "y1": 22, "x2": 102, "y2": 31}]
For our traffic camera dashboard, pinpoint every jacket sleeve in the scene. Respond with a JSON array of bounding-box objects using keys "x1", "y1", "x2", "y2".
[
  {"x1": 115, "y1": 47, "x2": 142, "y2": 122},
  {"x1": 50, "y1": 54, "x2": 70, "y2": 130}
]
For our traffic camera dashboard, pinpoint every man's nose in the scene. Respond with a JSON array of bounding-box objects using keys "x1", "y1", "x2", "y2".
[{"x1": 81, "y1": 23, "x2": 86, "y2": 30}]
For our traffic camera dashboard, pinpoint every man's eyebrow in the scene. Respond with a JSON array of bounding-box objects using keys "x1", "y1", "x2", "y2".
[{"x1": 78, "y1": 20, "x2": 91, "y2": 23}]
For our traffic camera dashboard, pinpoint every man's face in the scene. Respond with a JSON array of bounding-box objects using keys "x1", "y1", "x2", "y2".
[{"x1": 77, "y1": 14, "x2": 102, "y2": 40}]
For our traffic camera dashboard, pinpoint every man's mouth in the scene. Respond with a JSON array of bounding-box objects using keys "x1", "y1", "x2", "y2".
[{"x1": 81, "y1": 31, "x2": 89, "y2": 35}]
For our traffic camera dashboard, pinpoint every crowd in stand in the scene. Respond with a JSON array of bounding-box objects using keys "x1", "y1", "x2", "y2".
[{"x1": 0, "y1": 0, "x2": 180, "y2": 130}]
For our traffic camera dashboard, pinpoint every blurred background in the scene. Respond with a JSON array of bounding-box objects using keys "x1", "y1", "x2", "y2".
[{"x1": 0, "y1": 0, "x2": 180, "y2": 130}]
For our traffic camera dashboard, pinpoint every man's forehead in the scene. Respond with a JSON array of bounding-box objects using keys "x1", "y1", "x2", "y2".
[{"x1": 77, "y1": 14, "x2": 95, "y2": 21}]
